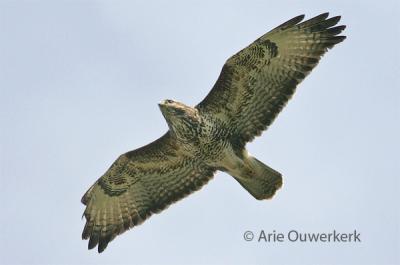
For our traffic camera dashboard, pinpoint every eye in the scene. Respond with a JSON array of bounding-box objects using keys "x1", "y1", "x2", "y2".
[{"x1": 165, "y1": 99, "x2": 173, "y2": 104}]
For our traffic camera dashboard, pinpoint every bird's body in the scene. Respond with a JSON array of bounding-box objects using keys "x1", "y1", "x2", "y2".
[
  {"x1": 159, "y1": 100, "x2": 277, "y2": 193},
  {"x1": 81, "y1": 13, "x2": 346, "y2": 252},
  {"x1": 159, "y1": 101, "x2": 233, "y2": 164}
]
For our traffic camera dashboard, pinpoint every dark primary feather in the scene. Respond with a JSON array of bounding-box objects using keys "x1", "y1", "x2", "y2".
[
  {"x1": 81, "y1": 132, "x2": 215, "y2": 252},
  {"x1": 197, "y1": 13, "x2": 346, "y2": 148}
]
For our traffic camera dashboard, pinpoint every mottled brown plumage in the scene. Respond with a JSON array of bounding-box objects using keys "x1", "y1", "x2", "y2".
[{"x1": 82, "y1": 13, "x2": 346, "y2": 252}]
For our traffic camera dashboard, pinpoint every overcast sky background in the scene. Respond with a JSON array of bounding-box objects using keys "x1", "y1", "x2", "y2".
[{"x1": 1, "y1": 1, "x2": 399, "y2": 264}]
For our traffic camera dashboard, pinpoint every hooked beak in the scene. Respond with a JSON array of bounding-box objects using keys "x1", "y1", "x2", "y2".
[
  {"x1": 158, "y1": 99, "x2": 173, "y2": 108},
  {"x1": 158, "y1": 100, "x2": 169, "y2": 112},
  {"x1": 158, "y1": 100, "x2": 166, "y2": 107}
]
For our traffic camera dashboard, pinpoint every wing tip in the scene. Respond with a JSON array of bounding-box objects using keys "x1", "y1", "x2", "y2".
[
  {"x1": 315, "y1": 12, "x2": 330, "y2": 20},
  {"x1": 83, "y1": 224, "x2": 114, "y2": 253},
  {"x1": 326, "y1": 15, "x2": 342, "y2": 26},
  {"x1": 327, "y1": 25, "x2": 346, "y2": 35},
  {"x1": 330, "y1": 35, "x2": 347, "y2": 44},
  {"x1": 295, "y1": 14, "x2": 306, "y2": 21},
  {"x1": 273, "y1": 14, "x2": 305, "y2": 31},
  {"x1": 272, "y1": 12, "x2": 346, "y2": 34},
  {"x1": 298, "y1": 12, "x2": 344, "y2": 30},
  {"x1": 88, "y1": 232, "x2": 99, "y2": 250},
  {"x1": 98, "y1": 233, "x2": 112, "y2": 253},
  {"x1": 291, "y1": 14, "x2": 305, "y2": 24}
]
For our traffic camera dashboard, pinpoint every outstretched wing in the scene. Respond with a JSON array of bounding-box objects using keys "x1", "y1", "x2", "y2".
[
  {"x1": 81, "y1": 132, "x2": 215, "y2": 253},
  {"x1": 197, "y1": 13, "x2": 346, "y2": 147}
]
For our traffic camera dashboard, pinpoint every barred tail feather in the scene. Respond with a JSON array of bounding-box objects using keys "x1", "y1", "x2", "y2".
[{"x1": 234, "y1": 157, "x2": 283, "y2": 200}]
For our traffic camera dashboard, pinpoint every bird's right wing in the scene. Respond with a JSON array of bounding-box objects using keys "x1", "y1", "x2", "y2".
[
  {"x1": 197, "y1": 13, "x2": 346, "y2": 148},
  {"x1": 81, "y1": 132, "x2": 216, "y2": 252}
]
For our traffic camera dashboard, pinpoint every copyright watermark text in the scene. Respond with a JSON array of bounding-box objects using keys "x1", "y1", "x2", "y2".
[{"x1": 243, "y1": 230, "x2": 361, "y2": 243}]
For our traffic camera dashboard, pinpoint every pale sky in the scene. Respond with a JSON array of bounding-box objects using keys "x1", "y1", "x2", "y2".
[{"x1": 1, "y1": 1, "x2": 399, "y2": 264}]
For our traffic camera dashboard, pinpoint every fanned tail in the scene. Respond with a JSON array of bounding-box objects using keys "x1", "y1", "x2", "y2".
[{"x1": 233, "y1": 157, "x2": 283, "y2": 200}]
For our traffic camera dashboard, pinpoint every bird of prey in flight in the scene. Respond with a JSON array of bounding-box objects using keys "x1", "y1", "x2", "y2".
[{"x1": 81, "y1": 13, "x2": 346, "y2": 252}]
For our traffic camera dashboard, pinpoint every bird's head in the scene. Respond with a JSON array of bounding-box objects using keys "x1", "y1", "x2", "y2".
[
  {"x1": 158, "y1": 99, "x2": 199, "y2": 140},
  {"x1": 158, "y1": 99, "x2": 190, "y2": 117}
]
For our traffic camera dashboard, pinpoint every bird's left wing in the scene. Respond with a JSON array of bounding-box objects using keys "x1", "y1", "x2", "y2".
[
  {"x1": 81, "y1": 132, "x2": 215, "y2": 253},
  {"x1": 197, "y1": 13, "x2": 346, "y2": 148}
]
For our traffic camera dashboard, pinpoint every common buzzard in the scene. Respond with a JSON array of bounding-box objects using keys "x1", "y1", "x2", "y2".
[{"x1": 82, "y1": 13, "x2": 346, "y2": 252}]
